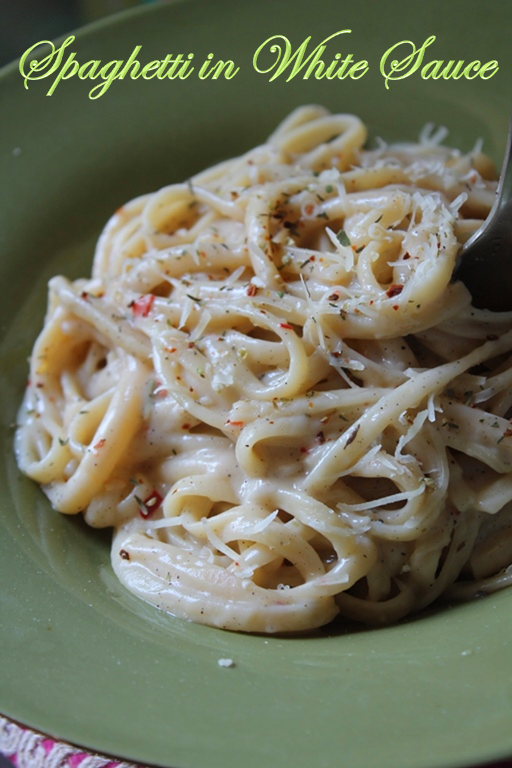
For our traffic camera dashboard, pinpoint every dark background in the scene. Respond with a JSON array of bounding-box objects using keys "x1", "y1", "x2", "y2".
[{"x1": 0, "y1": 0, "x2": 164, "y2": 68}]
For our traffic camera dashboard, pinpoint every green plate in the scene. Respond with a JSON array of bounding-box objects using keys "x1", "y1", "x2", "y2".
[{"x1": 1, "y1": 2, "x2": 512, "y2": 767}]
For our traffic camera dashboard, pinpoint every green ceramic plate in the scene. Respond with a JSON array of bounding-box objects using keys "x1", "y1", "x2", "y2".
[{"x1": 1, "y1": 2, "x2": 512, "y2": 767}]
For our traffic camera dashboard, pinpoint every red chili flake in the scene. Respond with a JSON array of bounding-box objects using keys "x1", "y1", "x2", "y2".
[
  {"x1": 187, "y1": 341, "x2": 195, "y2": 349},
  {"x1": 81, "y1": 291, "x2": 90, "y2": 301},
  {"x1": 403, "y1": 253, "x2": 411, "y2": 260},
  {"x1": 304, "y1": 204, "x2": 315, "y2": 216},
  {"x1": 486, "y1": 334, "x2": 499, "y2": 341},
  {"x1": 300, "y1": 446, "x2": 310, "y2": 454},
  {"x1": 119, "y1": 549, "x2": 131, "y2": 560},
  {"x1": 165, "y1": 347, "x2": 177, "y2": 353},
  {"x1": 144, "y1": 489, "x2": 163, "y2": 513},
  {"x1": 135, "y1": 489, "x2": 163, "y2": 519},
  {"x1": 386, "y1": 283, "x2": 404, "y2": 298},
  {"x1": 328, "y1": 293, "x2": 340, "y2": 301},
  {"x1": 182, "y1": 423, "x2": 191, "y2": 430},
  {"x1": 130, "y1": 294, "x2": 154, "y2": 317},
  {"x1": 226, "y1": 420, "x2": 244, "y2": 427},
  {"x1": 93, "y1": 438, "x2": 106, "y2": 450},
  {"x1": 279, "y1": 323, "x2": 294, "y2": 330},
  {"x1": 315, "y1": 431, "x2": 325, "y2": 445},
  {"x1": 247, "y1": 283, "x2": 258, "y2": 297},
  {"x1": 392, "y1": 305, "x2": 399, "y2": 311}
]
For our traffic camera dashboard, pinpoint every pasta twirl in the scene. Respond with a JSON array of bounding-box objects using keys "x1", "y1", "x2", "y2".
[{"x1": 15, "y1": 106, "x2": 512, "y2": 633}]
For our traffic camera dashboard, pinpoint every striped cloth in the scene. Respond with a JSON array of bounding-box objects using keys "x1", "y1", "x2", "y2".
[{"x1": 2, "y1": 714, "x2": 512, "y2": 768}]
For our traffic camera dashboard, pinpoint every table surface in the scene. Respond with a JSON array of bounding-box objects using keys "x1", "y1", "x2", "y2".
[{"x1": 2, "y1": 714, "x2": 512, "y2": 768}]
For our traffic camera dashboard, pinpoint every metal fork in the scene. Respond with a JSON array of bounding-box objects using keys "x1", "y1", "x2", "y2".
[{"x1": 452, "y1": 115, "x2": 512, "y2": 312}]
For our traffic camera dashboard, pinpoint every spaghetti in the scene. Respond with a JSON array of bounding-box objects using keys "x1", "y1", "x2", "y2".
[{"x1": 15, "y1": 106, "x2": 512, "y2": 633}]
